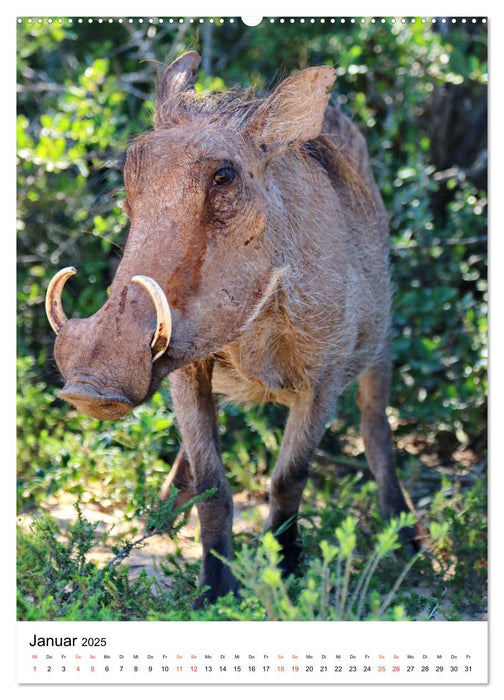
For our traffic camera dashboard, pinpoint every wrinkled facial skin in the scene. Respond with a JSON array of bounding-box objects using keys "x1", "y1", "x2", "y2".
[
  {"x1": 53, "y1": 126, "x2": 272, "y2": 419},
  {"x1": 123, "y1": 128, "x2": 272, "y2": 361}
]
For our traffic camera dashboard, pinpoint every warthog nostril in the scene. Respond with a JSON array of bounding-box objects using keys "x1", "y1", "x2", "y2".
[{"x1": 58, "y1": 381, "x2": 133, "y2": 420}]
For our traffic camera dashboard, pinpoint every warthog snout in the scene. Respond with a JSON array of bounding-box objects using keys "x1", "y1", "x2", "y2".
[
  {"x1": 46, "y1": 267, "x2": 172, "y2": 359},
  {"x1": 45, "y1": 268, "x2": 172, "y2": 419}
]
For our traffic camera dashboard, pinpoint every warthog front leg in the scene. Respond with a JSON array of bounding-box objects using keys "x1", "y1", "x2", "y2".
[
  {"x1": 265, "y1": 372, "x2": 342, "y2": 575},
  {"x1": 169, "y1": 360, "x2": 238, "y2": 606}
]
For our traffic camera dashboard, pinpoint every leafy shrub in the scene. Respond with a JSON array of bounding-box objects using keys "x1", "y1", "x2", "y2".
[
  {"x1": 213, "y1": 513, "x2": 419, "y2": 621},
  {"x1": 17, "y1": 489, "x2": 211, "y2": 621},
  {"x1": 17, "y1": 355, "x2": 181, "y2": 511},
  {"x1": 17, "y1": 498, "x2": 416, "y2": 621}
]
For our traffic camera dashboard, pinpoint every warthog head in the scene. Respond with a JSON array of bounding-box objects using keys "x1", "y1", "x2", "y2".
[{"x1": 46, "y1": 52, "x2": 336, "y2": 419}]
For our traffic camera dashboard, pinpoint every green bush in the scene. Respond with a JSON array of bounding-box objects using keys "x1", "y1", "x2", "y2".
[
  {"x1": 16, "y1": 497, "x2": 416, "y2": 621},
  {"x1": 17, "y1": 355, "x2": 181, "y2": 511},
  {"x1": 18, "y1": 481, "x2": 486, "y2": 621},
  {"x1": 213, "y1": 513, "x2": 419, "y2": 621},
  {"x1": 17, "y1": 490, "x2": 211, "y2": 621}
]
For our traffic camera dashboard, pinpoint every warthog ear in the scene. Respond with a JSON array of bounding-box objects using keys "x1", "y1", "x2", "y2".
[
  {"x1": 156, "y1": 51, "x2": 201, "y2": 126},
  {"x1": 245, "y1": 66, "x2": 336, "y2": 155}
]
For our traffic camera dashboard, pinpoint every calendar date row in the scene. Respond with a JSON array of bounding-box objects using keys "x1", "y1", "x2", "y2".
[{"x1": 34, "y1": 663, "x2": 474, "y2": 674}]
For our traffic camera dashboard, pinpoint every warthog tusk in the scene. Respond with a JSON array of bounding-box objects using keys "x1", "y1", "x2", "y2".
[
  {"x1": 131, "y1": 275, "x2": 172, "y2": 362},
  {"x1": 45, "y1": 266, "x2": 77, "y2": 335}
]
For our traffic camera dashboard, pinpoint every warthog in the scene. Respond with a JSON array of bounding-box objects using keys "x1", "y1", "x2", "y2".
[{"x1": 45, "y1": 52, "x2": 416, "y2": 605}]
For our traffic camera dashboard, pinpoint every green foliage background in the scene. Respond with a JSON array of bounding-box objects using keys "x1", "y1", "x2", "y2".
[{"x1": 16, "y1": 17, "x2": 487, "y2": 621}]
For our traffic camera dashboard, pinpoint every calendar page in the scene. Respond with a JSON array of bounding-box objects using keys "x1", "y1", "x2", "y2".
[
  {"x1": 15, "y1": 6, "x2": 489, "y2": 690},
  {"x1": 17, "y1": 621, "x2": 488, "y2": 683}
]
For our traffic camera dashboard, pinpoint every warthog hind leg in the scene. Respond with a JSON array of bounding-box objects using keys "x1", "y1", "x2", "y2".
[
  {"x1": 265, "y1": 370, "x2": 342, "y2": 576},
  {"x1": 357, "y1": 353, "x2": 418, "y2": 551},
  {"x1": 159, "y1": 446, "x2": 196, "y2": 507}
]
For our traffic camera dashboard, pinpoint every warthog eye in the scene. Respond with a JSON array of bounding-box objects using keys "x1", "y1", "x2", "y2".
[{"x1": 212, "y1": 166, "x2": 235, "y2": 186}]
